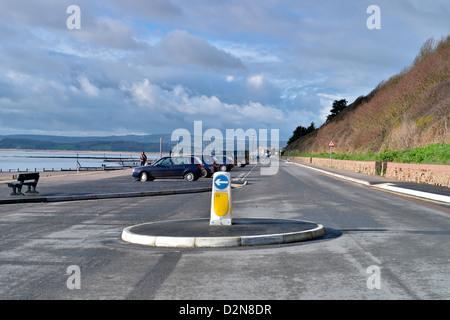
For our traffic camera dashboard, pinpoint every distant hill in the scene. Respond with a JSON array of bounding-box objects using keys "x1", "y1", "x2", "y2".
[
  {"x1": 287, "y1": 36, "x2": 450, "y2": 154},
  {"x1": 0, "y1": 134, "x2": 175, "y2": 152},
  {"x1": 0, "y1": 133, "x2": 282, "y2": 153}
]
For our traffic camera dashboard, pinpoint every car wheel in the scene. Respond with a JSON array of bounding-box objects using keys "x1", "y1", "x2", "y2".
[
  {"x1": 201, "y1": 168, "x2": 207, "y2": 177},
  {"x1": 184, "y1": 172, "x2": 195, "y2": 182},
  {"x1": 140, "y1": 172, "x2": 149, "y2": 182},
  {"x1": 219, "y1": 165, "x2": 227, "y2": 171}
]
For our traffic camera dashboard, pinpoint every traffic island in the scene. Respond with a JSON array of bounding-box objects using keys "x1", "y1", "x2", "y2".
[
  {"x1": 122, "y1": 172, "x2": 325, "y2": 248},
  {"x1": 121, "y1": 218, "x2": 326, "y2": 248}
]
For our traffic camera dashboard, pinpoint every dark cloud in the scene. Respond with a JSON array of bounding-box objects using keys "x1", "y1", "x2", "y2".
[{"x1": 162, "y1": 30, "x2": 245, "y2": 70}]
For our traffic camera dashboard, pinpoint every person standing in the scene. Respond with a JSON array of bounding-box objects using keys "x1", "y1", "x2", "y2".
[{"x1": 140, "y1": 152, "x2": 147, "y2": 166}]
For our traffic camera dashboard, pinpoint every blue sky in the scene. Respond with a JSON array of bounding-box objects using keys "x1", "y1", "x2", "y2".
[{"x1": 0, "y1": 0, "x2": 449, "y2": 140}]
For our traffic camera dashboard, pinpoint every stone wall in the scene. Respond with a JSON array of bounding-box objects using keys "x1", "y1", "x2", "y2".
[
  {"x1": 289, "y1": 157, "x2": 380, "y2": 175},
  {"x1": 287, "y1": 157, "x2": 450, "y2": 188},
  {"x1": 383, "y1": 162, "x2": 450, "y2": 187}
]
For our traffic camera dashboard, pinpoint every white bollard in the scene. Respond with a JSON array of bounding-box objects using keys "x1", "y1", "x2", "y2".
[{"x1": 210, "y1": 172, "x2": 232, "y2": 225}]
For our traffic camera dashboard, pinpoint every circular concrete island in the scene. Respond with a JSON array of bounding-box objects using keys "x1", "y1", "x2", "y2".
[{"x1": 121, "y1": 218, "x2": 325, "y2": 248}]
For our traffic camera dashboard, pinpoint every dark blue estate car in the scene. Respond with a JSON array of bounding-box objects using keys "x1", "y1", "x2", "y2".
[{"x1": 132, "y1": 156, "x2": 204, "y2": 182}]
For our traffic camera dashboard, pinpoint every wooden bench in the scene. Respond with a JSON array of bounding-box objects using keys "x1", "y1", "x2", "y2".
[{"x1": 7, "y1": 173, "x2": 40, "y2": 196}]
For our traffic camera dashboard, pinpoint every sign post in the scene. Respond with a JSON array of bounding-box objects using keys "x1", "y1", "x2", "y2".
[
  {"x1": 210, "y1": 172, "x2": 232, "y2": 225},
  {"x1": 328, "y1": 140, "x2": 335, "y2": 167}
]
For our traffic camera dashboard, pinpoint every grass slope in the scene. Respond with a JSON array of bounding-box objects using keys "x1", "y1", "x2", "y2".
[{"x1": 289, "y1": 143, "x2": 450, "y2": 165}]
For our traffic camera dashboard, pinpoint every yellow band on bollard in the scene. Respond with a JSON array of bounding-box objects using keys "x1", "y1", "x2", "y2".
[{"x1": 214, "y1": 193, "x2": 229, "y2": 216}]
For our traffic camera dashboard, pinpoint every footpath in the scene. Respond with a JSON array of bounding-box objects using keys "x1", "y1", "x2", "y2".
[{"x1": 285, "y1": 159, "x2": 450, "y2": 206}]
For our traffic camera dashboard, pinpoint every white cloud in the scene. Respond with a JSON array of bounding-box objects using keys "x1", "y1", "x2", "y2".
[
  {"x1": 76, "y1": 76, "x2": 100, "y2": 97},
  {"x1": 225, "y1": 75, "x2": 234, "y2": 82},
  {"x1": 247, "y1": 74, "x2": 264, "y2": 88},
  {"x1": 121, "y1": 78, "x2": 285, "y2": 127}
]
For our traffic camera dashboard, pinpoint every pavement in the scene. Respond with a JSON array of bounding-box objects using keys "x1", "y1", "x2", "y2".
[
  {"x1": 284, "y1": 159, "x2": 450, "y2": 206},
  {"x1": 0, "y1": 169, "x2": 213, "y2": 204}
]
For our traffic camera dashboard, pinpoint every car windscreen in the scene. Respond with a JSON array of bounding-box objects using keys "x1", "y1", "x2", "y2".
[{"x1": 151, "y1": 158, "x2": 164, "y2": 166}]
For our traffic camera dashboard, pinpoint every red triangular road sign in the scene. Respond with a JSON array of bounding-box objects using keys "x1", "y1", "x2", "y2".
[{"x1": 328, "y1": 140, "x2": 335, "y2": 147}]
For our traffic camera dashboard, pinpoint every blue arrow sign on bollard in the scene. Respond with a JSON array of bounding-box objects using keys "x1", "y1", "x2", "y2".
[{"x1": 214, "y1": 175, "x2": 229, "y2": 190}]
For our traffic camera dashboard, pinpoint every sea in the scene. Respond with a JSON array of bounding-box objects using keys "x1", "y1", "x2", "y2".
[{"x1": 0, "y1": 150, "x2": 161, "y2": 172}]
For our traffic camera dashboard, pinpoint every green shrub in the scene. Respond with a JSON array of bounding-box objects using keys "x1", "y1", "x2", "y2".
[{"x1": 289, "y1": 143, "x2": 449, "y2": 165}]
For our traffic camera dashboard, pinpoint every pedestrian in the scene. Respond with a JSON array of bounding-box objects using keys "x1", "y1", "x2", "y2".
[{"x1": 140, "y1": 152, "x2": 147, "y2": 166}]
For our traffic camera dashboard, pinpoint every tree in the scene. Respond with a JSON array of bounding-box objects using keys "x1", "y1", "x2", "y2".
[
  {"x1": 288, "y1": 122, "x2": 316, "y2": 145},
  {"x1": 413, "y1": 37, "x2": 436, "y2": 66},
  {"x1": 326, "y1": 99, "x2": 348, "y2": 122}
]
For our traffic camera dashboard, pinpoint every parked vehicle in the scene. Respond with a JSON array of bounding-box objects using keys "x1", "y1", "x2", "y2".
[
  {"x1": 233, "y1": 150, "x2": 249, "y2": 167},
  {"x1": 132, "y1": 156, "x2": 204, "y2": 182},
  {"x1": 213, "y1": 155, "x2": 235, "y2": 172},
  {"x1": 193, "y1": 154, "x2": 219, "y2": 177}
]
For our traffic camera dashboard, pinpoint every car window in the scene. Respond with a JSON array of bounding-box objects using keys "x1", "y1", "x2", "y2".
[
  {"x1": 173, "y1": 157, "x2": 187, "y2": 165},
  {"x1": 159, "y1": 158, "x2": 173, "y2": 166},
  {"x1": 192, "y1": 156, "x2": 202, "y2": 164}
]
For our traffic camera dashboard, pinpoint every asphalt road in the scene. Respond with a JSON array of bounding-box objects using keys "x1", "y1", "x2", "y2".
[{"x1": 0, "y1": 161, "x2": 449, "y2": 303}]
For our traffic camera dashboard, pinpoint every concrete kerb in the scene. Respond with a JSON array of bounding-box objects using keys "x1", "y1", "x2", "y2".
[
  {"x1": 121, "y1": 218, "x2": 326, "y2": 248},
  {"x1": 0, "y1": 186, "x2": 213, "y2": 205},
  {"x1": 0, "y1": 180, "x2": 250, "y2": 205}
]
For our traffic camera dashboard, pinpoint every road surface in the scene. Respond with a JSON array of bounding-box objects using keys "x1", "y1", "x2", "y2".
[{"x1": 0, "y1": 160, "x2": 449, "y2": 303}]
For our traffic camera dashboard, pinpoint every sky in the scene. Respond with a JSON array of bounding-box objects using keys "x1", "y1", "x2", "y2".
[{"x1": 0, "y1": 0, "x2": 449, "y2": 141}]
